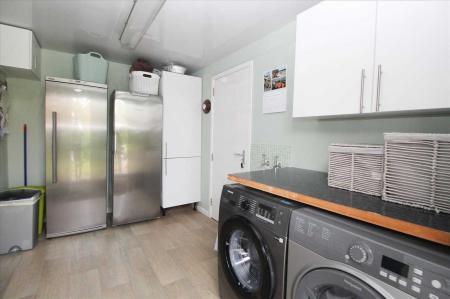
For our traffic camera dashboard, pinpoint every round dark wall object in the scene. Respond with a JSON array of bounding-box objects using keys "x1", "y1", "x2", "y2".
[{"x1": 202, "y1": 99, "x2": 211, "y2": 114}]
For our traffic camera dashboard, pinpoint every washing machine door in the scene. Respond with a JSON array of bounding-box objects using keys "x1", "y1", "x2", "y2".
[
  {"x1": 219, "y1": 217, "x2": 274, "y2": 299},
  {"x1": 294, "y1": 268, "x2": 385, "y2": 299}
]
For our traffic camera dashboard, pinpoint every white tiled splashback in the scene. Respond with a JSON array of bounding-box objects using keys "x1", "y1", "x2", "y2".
[{"x1": 250, "y1": 144, "x2": 292, "y2": 171}]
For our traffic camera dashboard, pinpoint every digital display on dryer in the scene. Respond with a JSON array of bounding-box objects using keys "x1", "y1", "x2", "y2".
[{"x1": 381, "y1": 256, "x2": 409, "y2": 278}]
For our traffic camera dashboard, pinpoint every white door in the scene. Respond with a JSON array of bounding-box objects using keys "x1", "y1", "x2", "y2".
[
  {"x1": 210, "y1": 62, "x2": 253, "y2": 220},
  {"x1": 373, "y1": 1, "x2": 450, "y2": 112},
  {"x1": 292, "y1": 1, "x2": 376, "y2": 117},
  {"x1": 161, "y1": 71, "x2": 202, "y2": 158},
  {"x1": 162, "y1": 157, "x2": 201, "y2": 208}
]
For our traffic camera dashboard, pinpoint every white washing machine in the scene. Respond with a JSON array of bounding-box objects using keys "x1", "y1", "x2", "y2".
[{"x1": 287, "y1": 207, "x2": 450, "y2": 299}]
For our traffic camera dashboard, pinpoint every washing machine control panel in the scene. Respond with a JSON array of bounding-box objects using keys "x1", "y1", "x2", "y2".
[
  {"x1": 290, "y1": 210, "x2": 450, "y2": 299},
  {"x1": 221, "y1": 185, "x2": 299, "y2": 237},
  {"x1": 348, "y1": 244, "x2": 369, "y2": 264},
  {"x1": 237, "y1": 194, "x2": 278, "y2": 225},
  {"x1": 255, "y1": 203, "x2": 276, "y2": 224}
]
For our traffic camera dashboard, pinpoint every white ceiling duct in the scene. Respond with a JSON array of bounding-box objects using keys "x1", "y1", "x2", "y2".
[{"x1": 119, "y1": 0, "x2": 166, "y2": 49}]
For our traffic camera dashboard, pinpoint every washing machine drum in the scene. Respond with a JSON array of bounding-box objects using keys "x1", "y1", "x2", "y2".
[
  {"x1": 219, "y1": 217, "x2": 274, "y2": 299},
  {"x1": 294, "y1": 268, "x2": 385, "y2": 299}
]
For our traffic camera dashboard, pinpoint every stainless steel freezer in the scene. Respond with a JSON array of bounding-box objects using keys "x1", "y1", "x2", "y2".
[
  {"x1": 45, "y1": 77, "x2": 107, "y2": 238},
  {"x1": 111, "y1": 91, "x2": 162, "y2": 225}
]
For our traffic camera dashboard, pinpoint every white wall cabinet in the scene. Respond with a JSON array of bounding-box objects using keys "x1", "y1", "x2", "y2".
[
  {"x1": 293, "y1": 1, "x2": 450, "y2": 117},
  {"x1": 293, "y1": 1, "x2": 376, "y2": 117},
  {"x1": 0, "y1": 24, "x2": 41, "y2": 79},
  {"x1": 373, "y1": 1, "x2": 450, "y2": 112}
]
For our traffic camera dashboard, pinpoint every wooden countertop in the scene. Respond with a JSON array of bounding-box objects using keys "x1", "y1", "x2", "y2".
[{"x1": 228, "y1": 167, "x2": 450, "y2": 247}]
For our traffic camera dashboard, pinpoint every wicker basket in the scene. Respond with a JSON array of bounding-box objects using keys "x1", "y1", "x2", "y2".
[
  {"x1": 328, "y1": 144, "x2": 384, "y2": 196},
  {"x1": 383, "y1": 133, "x2": 450, "y2": 214}
]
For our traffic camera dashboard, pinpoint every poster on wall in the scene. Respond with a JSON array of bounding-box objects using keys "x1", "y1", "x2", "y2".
[{"x1": 263, "y1": 66, "x2": 287, "y2": 114}]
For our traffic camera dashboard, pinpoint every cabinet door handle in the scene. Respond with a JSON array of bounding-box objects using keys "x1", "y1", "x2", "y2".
[
  {"x1": 51, "y1": 111, "x2": 58, "y2": 183},
  {"x1": 165, "y1": 142, "x2": 168, "y2": 159},
  {"x1": 359, "y1": 68, "x2": 366, "y2": 113},
  {"x1": 376, "y1": 65, "x2": 382, "y2": 112}
]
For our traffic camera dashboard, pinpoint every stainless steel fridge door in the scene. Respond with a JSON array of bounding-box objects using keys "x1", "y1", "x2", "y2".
[
  {"x1": 112, "y1": 91, "x2": 162, "y2": 225},
  {"x1": 45, "y1": 79, "x2": 107, "y2": 238}
]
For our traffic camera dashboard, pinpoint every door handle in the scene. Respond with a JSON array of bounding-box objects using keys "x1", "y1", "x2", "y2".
[
  {"x1": 164, "y1": 143, "x2": 168, "y2": 175},
  {"x1": 165, "y1": 158, "x2": 167, "y2": 176},
  {"x1": 376, "y1": 64, "x2": 382, "y2": 112},
  {"x1": 165, "y1": 142, "x2": 168, "y2": 159},
  {"x1": 234, "y1": 150, "x2": 245, "y2": 168},
  {"x1": 359, "y1": 68, "x2": 366, "y2": 113},
  {"x1": 51, "y1": 111, "x2": 57, "y2": 183},
  {"x1": 114, "y1": 132, "x2": 117, "y2": 155},
  {"x1": 274, "y1": 236, "x2": 284, "y2": 244}
]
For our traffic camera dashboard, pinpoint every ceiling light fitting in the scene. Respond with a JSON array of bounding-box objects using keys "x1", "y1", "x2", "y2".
[{"x1": 119, "y1": 0, "x2": 166, "y2": 49}]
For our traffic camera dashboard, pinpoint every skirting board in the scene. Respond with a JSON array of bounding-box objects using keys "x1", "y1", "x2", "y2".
[{"x1": 197, "y1": 205, "x2": 211, "y2": 218}]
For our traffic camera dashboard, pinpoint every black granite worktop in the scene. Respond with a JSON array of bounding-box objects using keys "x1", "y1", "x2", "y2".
[{"x1": 230, "y1": 167, "x2": 450, "y2": 233}]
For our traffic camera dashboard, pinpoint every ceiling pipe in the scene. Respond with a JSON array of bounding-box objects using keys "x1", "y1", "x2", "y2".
[{"x1": 119, "y1": 0, "x2": 166, "y2": 49}]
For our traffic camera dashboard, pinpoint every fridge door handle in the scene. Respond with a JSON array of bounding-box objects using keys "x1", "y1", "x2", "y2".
[{"x1": 51, "y1": 111, "x2": 57, "y2": 183}]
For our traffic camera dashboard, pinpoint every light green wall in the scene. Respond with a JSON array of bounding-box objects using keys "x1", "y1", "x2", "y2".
[
  {"x1": 0, "y1": 135, "x2": 6, "y2": 190},
  {"x1": 194, "y1": 21, "x2": 450, "y2": 212},
  {"x1": 0, "y1": 70, "x2": 7, "y2": 189},
  {"x1": 3, "y1": 49, "x2": 130, "y2": 188}
]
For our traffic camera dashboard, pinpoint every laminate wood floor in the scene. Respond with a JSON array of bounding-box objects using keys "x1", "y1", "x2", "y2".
[{"x1": 0, "y1": 206, "x2": 219, "y2": 299}]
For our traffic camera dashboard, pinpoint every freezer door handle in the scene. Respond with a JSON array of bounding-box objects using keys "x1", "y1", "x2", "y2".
[
  {"x1": 165, "y1": 158, "x2": 167, "y2": 176},
  {"x1": 51, "y1": 111, "x2": 58, "y2": 183},
  {"x1": 114, "y1": 132, "x2": 117, "y2": 155}
]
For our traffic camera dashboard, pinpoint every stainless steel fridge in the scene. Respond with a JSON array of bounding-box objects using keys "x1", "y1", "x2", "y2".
[
  {"x1": 111, "y1": 91, "x2": 162, "y2": 225},
  {"x1": 45, "y1": 77, "x2": 107, "y2": 238}
]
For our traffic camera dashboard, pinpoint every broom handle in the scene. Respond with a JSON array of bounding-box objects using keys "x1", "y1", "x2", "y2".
[{"x1": 24, "y1": 124, "x2": 27, "y2": 186}]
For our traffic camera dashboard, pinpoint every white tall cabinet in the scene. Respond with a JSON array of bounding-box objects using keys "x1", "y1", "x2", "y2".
[
  {"x1": 293, "y1": 1, "x2": 450, "y2": 117},
  {"x1": 160, "y1": 71, "x2": 202, "y2": 209}
]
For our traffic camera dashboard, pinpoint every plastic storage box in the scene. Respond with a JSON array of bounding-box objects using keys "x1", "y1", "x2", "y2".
[
  {"x1": 0, "y1": 189, "x2": 40, "y2": 254},
  {"x1": 74, "y1": 52, "x2": 109, "y2": 84},
  {"x1": 129, "y1": 71, "x2": 159, "y2": 95}
]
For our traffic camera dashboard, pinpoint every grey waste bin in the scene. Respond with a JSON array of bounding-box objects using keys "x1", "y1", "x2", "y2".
[{"x1": 0, "y1": 189, "x2": 40, "y2": 254}]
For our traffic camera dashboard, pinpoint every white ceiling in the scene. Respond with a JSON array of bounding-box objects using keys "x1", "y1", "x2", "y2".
[{"x1": 0, "y1": 0, "x2": 318, "y2": 73}]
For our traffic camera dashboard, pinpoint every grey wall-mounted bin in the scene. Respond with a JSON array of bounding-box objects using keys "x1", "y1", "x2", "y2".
[{"x1": 0, "y1": 189, "x2": 40, "y2": 254}]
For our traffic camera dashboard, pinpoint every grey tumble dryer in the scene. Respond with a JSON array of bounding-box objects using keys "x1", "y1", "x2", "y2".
[
  {"x1": 287, "y1": 207, "x2": 450, "y2": 299},
  {"x1": 111, "y1": 91, "x2": 162, "y2": 225}
]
